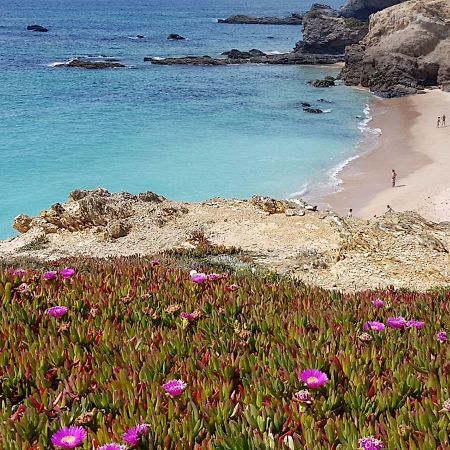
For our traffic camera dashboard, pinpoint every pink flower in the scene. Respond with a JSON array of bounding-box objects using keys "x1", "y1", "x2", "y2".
[
  {"x1": 437, "y1": 331, "x2": 448, "y2": 343},
  {"x1": 293, "y1": 389, "x2": 312, "y2": 404},
  {"x1": 163, "y1": 379, "x2": 187, "y2": 396},
  {"x1": 122, "y1": 424, "x2": 149, "y2": 446},
  {"x1": 363, "y1": 321, "x2": 385, "y2": 332},
  {"x1": 406, "y1": 320, "x2": 425, "y2": 330},
  {"x1": 60, "y1": 267, "x2": 76, "y2": 279},
  {"x1": 17, "y1": 283, "x2": 30, "y2": 293},
  {"x1": 208, "y1": 273, "x2": 221, "y2": 281},
  {"x1": 51, "y1": 426, "x2": 86, "y2": 448},
  {"x1": 298, "y1": 369, "x2": 328, "y2": 389},
  {"x1": 358, "y1": 436, "x2": 384, "y2": 450},
  {"x1": 228, "y1": 284, "x2": 239, "y2": 292},
  {"x1": 43, "y1": 270, "x2": 58, "y2": 280},
  {"x1": 386, "y1": 316, "x2": 406, "y2": 329},
  {"x1": 47, "y1": 306, "x2": 69, "y2": 319},
  {"x1": 13, "y1": 268, "x2": 26, "y2": 278},
  {"x1": 97, "y1": 445, "x2": 127, "y2": 450},
  {"x1": 371, "y1": 298, "x2": 384, "y2": 308},
  {"x1": 151, "y1": 259, "x2": 160, "y2": 266},
  {"x1": 180, "y1": 312, "x2": 196, "y2": 322},
  {"x1": 190, "y1": 273, "x2": 207, "y2": 284}
]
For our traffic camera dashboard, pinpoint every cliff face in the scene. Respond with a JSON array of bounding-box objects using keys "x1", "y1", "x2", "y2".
[
  {"x1": 340, "y1": 0, "x2": 407, "y2": 21},
  {"x1": 341, "y1": 0, "x2": 450, "y2": 96}
]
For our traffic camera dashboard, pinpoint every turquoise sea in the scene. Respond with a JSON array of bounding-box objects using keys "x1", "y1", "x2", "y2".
[{"x1": 0, "y1": 0, "x2": 371, "y2": 238}]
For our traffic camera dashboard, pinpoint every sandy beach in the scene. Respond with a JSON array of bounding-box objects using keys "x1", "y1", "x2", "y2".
[{"x1": 324, "y1": 89, "x2": 450, "y2": 222}]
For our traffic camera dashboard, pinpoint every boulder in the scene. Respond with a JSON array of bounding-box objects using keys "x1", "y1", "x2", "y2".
[
  {"x1": 308, "y1": 78, "x2": 335, "y2": 87},
  {"x1": 341, "y1": 0, "x2": 450, "y2": 96},
  {"x1": 303, "y1": 107, "x2": 324, "y2": 113},
  {"x1": 167, "y1": 34, "x2": 186, "y2": 40},
  {"x1": 107, "y1": 220, "x2": 130, "y2": 239},
  {"x1": 27, "y1": 25, "x2": 48, "y2": 32},
  {"x1": 13, "y1": 215, "x2": 33, "y2": 233}
]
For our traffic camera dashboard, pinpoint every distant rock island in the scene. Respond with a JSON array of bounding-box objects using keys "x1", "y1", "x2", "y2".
[
  {"x1": 27, "y1": 24, "x2": 48, "y2": 32},
  {"x1": 55, "y1": 59, "x2": 125, "y2": 69},
  {"x1": 218, "y1": 14, "x2": 303, "y2": 25}
]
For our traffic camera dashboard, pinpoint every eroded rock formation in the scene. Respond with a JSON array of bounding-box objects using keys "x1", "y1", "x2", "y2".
[{"x1": 340, "y1": 0, "x2": 407, "y2": 21}]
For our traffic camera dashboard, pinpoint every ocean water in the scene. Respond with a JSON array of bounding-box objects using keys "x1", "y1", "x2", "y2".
[{"x1": 0, "y1": 0, "x2": 371, "y2": 238}]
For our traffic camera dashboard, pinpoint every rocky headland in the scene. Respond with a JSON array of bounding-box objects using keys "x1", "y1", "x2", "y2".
[
  {"x1": 3, "y1": 188, "x2": 450, "y2": 292},
  {"x1": 341, "y1": 0, "x2": 450, "y2": 97},
  {"x1": 218, "y1": 14, "x2": 303, "y2": 25}
]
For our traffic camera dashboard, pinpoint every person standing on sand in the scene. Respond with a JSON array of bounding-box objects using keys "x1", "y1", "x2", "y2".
[
  {"x1": 387, "y1": 205, "x2": 394, "y2": 213},
  {"x1": 443, "y1": 115, "x2": 446, "y2": 127},
  {"x1": 347, "y1": 208, "x2": 353, "y2": 218},
  {"x1": 437, "y1": 117, "x2": 441, "y2": 128},
  {"x1": 392, "y1": 169, "x2": 397, "y2": 188}
]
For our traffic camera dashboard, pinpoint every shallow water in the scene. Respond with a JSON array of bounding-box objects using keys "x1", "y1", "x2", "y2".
[{"x1": 0, "y1": 0, "x2": 370, "y2": 238}]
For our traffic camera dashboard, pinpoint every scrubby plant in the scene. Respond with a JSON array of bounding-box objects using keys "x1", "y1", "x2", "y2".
[{"x1": 1, "y1": 257, "x2": 450, "y2": 449}]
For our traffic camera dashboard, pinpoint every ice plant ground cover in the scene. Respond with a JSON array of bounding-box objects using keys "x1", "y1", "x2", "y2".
[{"x1": 1, "y1": 256, "x2": 450, "y2": 449}]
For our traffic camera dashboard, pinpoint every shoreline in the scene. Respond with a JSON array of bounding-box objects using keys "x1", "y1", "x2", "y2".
[{"x1": 321, "y1": 89, "x2": 450, "y2": 222}]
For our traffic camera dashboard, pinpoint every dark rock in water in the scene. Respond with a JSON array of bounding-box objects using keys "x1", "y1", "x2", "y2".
[
  {"x1": 136, "y1": 35, "x2": 145, "y2": 39},
  {"x1": 249, "y1": 49, "x2": 266, "y2": 57},
  {"x1": 303, "y1": 107, "x2": 324, "y2": 114},
  {"x1": 317, "y1": 98, "x2": 333, "y2": 103},
  {"x1": 27, "y1": 24, "x2": 48, "y2": 32},
  {"x1": 300, "y1": 102, "x2": 312, "y2": 107},
  {"x1": 267, "y1": 36, "x2": 275, "y2": 39},
  {"x1": 324, "y1": 76, "x2": 335, "y2": 81},
  {"x1": 57, "y1": 59, "x2": 126, "y2": 69},
  {"x1": 167, "y1": 34, "x2": 186, "y2": 40},
  {"x1": 340, "y1": 0, "x2": 407, "y2": 21},
  {"x1": 222, "y1": 49, "x2": 267, "y2": 59},
  {"x1": 218, "y1": 14, "x2": 303, "y2": 25},
  {"x1": 144, "y1": 52, "x2": 343, "y2": 66},
  {"x1": 308, "y1": 78, "x2": 335, "y2": 87}
]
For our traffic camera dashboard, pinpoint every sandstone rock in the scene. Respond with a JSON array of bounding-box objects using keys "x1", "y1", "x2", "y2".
[
  {"x1": 218, "y1": 14, "x2": 303, "y2": 25},
  {"x1": 138, "y1": 191, "x2": 165, "y2": 202},
  {"x1": 286, "y1": 208, "x2": 306, "y2": 217},
  {"x1": 167, "y1": 34, "x2": 186, "y2": 40},
  {"x1": 340, "y1": 0, "x2": 407, "y2": 21},
  {"x1": 341, "y1": 0, "x2": 450, "y2": 96},
  {"x1": 27, "y1": 25, "x2": 48, "y2": 32},
  {"x1": 13, "y1": 215, "x2": 33, "y2": 233},
  {"x1": 250, "y1": 196, "x2": 294, "y2": 214},
  {"x1": 107, "y1": 220, "x2": 130, "y2": 239}
]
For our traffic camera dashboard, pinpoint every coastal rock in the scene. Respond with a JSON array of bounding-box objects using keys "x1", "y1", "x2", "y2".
[
  {"x1": 308, "y1": 78, "x2": 335, "y2": 87},
  {"x1": 56, "y1": 59, "x2": 126, "y2": 69},
  {"x1": 341, "y1": 0, "x2": 450, "y2": 96},
  {"x1": 167, "y1": 34, "x2": 186, "y2": 40},
  {"x1": 136, "y1": 35, "x2": 145, "y2": 39},
  {"x1": 294, "y1": 5, "x2": 368, "y2": 55},
  {"x1": 27, "y1": 25, "x2": 48, "y2": 32},
  {"x1": 303, "y1": 107, "x2": 324, "y2": 113},
  {"x1": 107, "y1": 219, "x2": 130, "y2": 239},
  {"x1": 144, "y1": 52, "x2": 343, "y2": 66},
  {"x1": 340, "y1": 0, "x2": 407, "y2": 21},
  {"x1": 217, "y1": 14, "x2": 303, "y2": 25},
  {"x1": 13, "y1": 215, "x2": 33, "y2": 233}
]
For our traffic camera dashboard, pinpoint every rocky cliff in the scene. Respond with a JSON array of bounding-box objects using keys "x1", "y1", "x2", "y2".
[
  {"x1": 340, "y1": 0, "x2": 407, "y2": 21},
  {"x1": 341, "y1": 0, "x2": 450, "y2": 96}
]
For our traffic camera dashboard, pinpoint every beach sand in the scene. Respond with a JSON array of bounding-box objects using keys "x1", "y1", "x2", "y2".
[{"x1": 324, "y1": 89, "x2": 450, "y2": 222}]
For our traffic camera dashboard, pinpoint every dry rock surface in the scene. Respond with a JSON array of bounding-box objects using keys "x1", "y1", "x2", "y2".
[{"x1": 2, "y1": 189, "x2": 450, "y2": 292}]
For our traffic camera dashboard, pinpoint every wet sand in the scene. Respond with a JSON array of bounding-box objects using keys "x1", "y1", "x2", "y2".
[{"x1": 323, "y1": 89, "x2": 450, "y2": 222}]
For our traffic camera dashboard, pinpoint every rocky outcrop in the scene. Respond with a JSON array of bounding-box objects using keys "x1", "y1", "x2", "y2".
[
  {"x1": 341, "y1": 0, "x2": 450, "y2": 96},
  {"x1": 27, "y1": 25, "x2": 48, "y2": 32},
  {"x1": 303, "y1": 107, "x2": 324, "y2": 113},
  {"x1": 167, "y1": 34, "x2": 186, "y2": 40},
  {"x1": 55, "y1": 59, "x2": 125, "y2": 69},
  {"x1": 218, "y1": 14, "x2": 303, "y2": 25},
  {"x1": 222, "y1": 49, "x2": 266, "y2": 58},
  {"x1": 294, "y1": 5, "x2": 368, "y2": 55},
  {"x1": 308, "y1": 76, "x2": 336, "y2": 87},
  {"x1": 340, "y1": 0, "x2": 407, "y2": 21},
  {"x1": 144, "y1": 52, "x2": 343, "y2": 66}
]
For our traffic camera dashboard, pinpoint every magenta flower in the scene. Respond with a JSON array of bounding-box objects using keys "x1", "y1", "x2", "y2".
[
  {"x1": 44, "y1": 270, "x2": 58, "y2": 280},
  {"x1": 60, "y1": 267, "x2": 76, "y2": 279},
  {"x1": 122, "y1": 424, "x2": 149, "y2": 446},
  {"x1": 180, "y1": 312, "x2": 196, "y2": 322},
  {"x1": 47, "y1": 306, "x2": 69, "y2": 319},
  {"x1": 371, "y1": 298, "x2": 384, "y2": 308},
  {"x1": 208, "y1": 273, "x2": 221, "y2": 281},
  {"x1": 293, "y1": 389, "x2": 312, "y2": 404},
  {"x1": 51, "y1": 426, "x2": 86, "y2": 448},
  {"x1": 163, "y1": 379, "x2": 187, "y2": 396},
  {"x1": 151, "y1": 259, "x2": 160, "y2": 266},
  {"x1": 97, "y1": 445, "x2": 127, "y2": 450},
  {"x1": 406, "y1": 320, "x2": 425, "y2": 330},
  {"x1": 358, "y1": 436, "x2": 384, "y2": 450},
  {"x1": 298, "y1": 369, "x2": 328, "y2": 389},
  {"x1": 386, "y1": 316, "x2": 406, "y2": 329},
  {"x1": 13, "y1": 268, "x2": 26, "y2": 277},
  {"x1": 191, "y1": 272, "x2": 207, "y2": 284},
  {"x1": 437, "y1": 331, "x2": 448, "y2": 343},
  {"x1": 363, "y1": 321, "x2": 385, "y2": 332}
]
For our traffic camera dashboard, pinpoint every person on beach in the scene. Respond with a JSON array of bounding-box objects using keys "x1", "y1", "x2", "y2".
[
  {"x1": 437, "y1": 116, "x2": 441, "y2": 128},
  {"x1": 347, "y1": 208, "x2": 353, "y2": 218},
  {"x1": 443, "y1": 115, "x2": 446, "y2": 127},
  {"x1": 392, "y1": 169, "x2": 397, "y2": 188},
  {"x1": 386, "y1": 205, "x2": 394, "y2": 213}
]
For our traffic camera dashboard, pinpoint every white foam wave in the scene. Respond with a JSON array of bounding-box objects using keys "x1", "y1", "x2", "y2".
[
  {"x1": 288, "y1": 184, "x2": 309, "y2": 198},
  {"x1": 266, "y1": 51, "x2": 283, "y2": 55},
  {"x1": 322, "y1": 109, "x2": 332, "y2": 113},
  {"x1": 47, "y1": 61, "x2": 66, "y2": 67}
]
